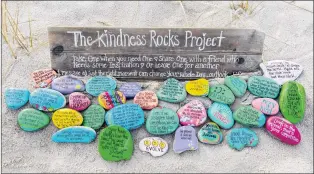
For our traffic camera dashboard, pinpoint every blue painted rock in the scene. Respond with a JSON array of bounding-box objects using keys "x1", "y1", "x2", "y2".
[
  {"x1": 177, "y1": 100, "x2": 207, "y2": 127},
  {"x1": 208, "y1": 85, "x2": 235, "y2": 104},
  {"x1": 198, "y1": 122, "x2": 223, "y2": 144},
  {"x1": 29, "y1": 88, "x2": 66, "y2": 111},
  {"x1": 252, "y1": 98, "x2": 279, "y2": 115},
  {"x1": 5, "y1": 88, "x2": 30, "y2": 110},
  {"x1": 51, "y1": 75, "x2": 85, "y2": 94},
  {"x1": 173, "y1": 126, "x2": 198, "y2": 153},
  {"x1": 227, "y1": 128, "x2": 259, "y2": 151},
  {"x1": 248, "y1": 76, "x2": 280, "y2": 98},
  {"x1": 233, "y1": 106, "x2": 266, "y2": 127},
  {"x1": 17, "y1": 108, "x2": 50, "y2": 132},
  {"x1": 157, "y1": 78, "x2": 187, "y2": 103},
  {"x1": 139, "y1": 137, "x2": 168, "y2": 157},
  {"x1": 105, "y1": 104, "x2": 144, "y2": 130},
  {"x1": 98, "y1": 91, "x2": 126, "y2": 110},
  {"x1": 52, "y1": 126, "x2": 96, "y2": 143},
  {"x1": 146, "y1": 108, "x2": 179, "y2": 135},
  {"x1": 86, "y1": 76, "x2": 116, "y2": 96},
  {"x1": 31, "y1": 68, "x2": 57, "y2": 88},
  {"x1": 119, "y1": 82, "x2": 142, "y2": 99},
  {"x1": 207, "y1": 102, "x2": 234, "y2": 129},
  {"x1": 69, "y1": 92, "x2": 91, "y2": 111},
  {"x1": 224, "y1": 76, "x2": 247, "y2": 97},
  {"x1": 82, "y1": 105, "x2": 106, "y2": 130}
]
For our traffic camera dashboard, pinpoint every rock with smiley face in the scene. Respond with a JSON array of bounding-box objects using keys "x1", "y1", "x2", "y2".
[{"x1": 208, "y1": 85, "x2": 235, "y2": 105}]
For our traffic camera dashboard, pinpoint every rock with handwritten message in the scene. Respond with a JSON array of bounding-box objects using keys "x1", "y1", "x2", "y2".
[
  {"x1": 134, "y1": 91, "x2": 158, "y2": 110},
  {"x1": 233, "y1": 106, "x2": 266, "y2": 127},
  {"x1": 52, "y1": 108, "x2": 83, "y2": 129},
  {"x1": 86, "y1": 76, "x2": 116, "y2": 96},
  {"x1": 98, "y1": 125, "x2": 133, "y2": 161},
  {"x1": 279, "y1": 81, "x2": 306, "y2": 124},
  {"x1": 173, "y1": 126, "x2": 198, "y2": 153},
  {"x1": 207, "y1": 102, "x2": 234, "y2": 129},
  {"x1": 82, "y1": 105, "x2": 105, "y2": 130},
  {"x1": 224, "y1": 76, "x2": 247, "y2": 97},
  {"x1": 146, "y1": 108, "x2": 179, "y2": 135},
  {"x1": 119, "y1": 82, "x2": 142, "y2": 99},
  {"x1": 252, "y1": 98, "x2": 279, "y2": 115},
  {"x1": 208, "y1": 84, "x2": 235, "y2": 104},
  {"x1": 69, "y1": 92, "x2": 91, "y2": 111},
  {"x1": 157, "y1": 78, "x2": 187, "y2": 103},
  {"x1": 29, "y1": 88, "x2": 66, "y2": 111},
  {"x1": 198, "y1": 122, "x2": 223, "y2": 144},
  {"x1": 248, "y1": 76, "x2": 280, "y2": 98},
  {"x1": 5, "y1": 88, "x2": 30, "y2": 110},
  {"x1": 52, "y1": 126, "x2": 96, "y2": 143},
  {"x1": 51, "y1": 75, "x2": 85, "y2": 94},
  {"x1": 98, "y1": 91, "x2": 126, "y2": 110},
  {"x1": 185, "y1": 78, "x2": 209, "y2": 97},
  {"x1": 17, "y1": 108, "x2": 50, "y2": 132},
  {"x1": 260, "y1": 60, "x2": 303, "y2": 85},
  {"x1": 31, "y1": 68, "x2": 57, "y2": 88},
  {"x1": 139, "y1": 137, "x2": 168, "y2": 157},
  {"x1": 227, "y1": 128, "x2": 259, "y2": 151},
  {"x1": 177, "y1": 100, "x2": 207, "y2": 126}
]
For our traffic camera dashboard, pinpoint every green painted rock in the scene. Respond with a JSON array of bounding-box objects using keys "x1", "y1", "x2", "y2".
[
  {"x1": 98, "y1": 125, "x2": 133, "y2": 161},
  {"x1": 248, "y1": 76, "x2": 280, "y2": 98},
  {"x1": 224, "y1": 76, "x2": 247, "y2": 97},
  {"x1": 18, "y1": 108, "x2": 50, "y2": 132},
  {"x1": 146, "y1": 108, "x2": 179, "y2": 135},
  {"x1": 233, "y1": 106, "x2": 266, "y2": 127},
  {"x1": 279, "y1": 81, "x2": 306, "y2": 124},
  {"x1": 208, "y1": 84, "x2": 235, "y2": 104},
  {"x1": 157, "y1": 78, "x2": 187, "y2": 103},
  {"x1": 82, "y1": 105, "x2": 106, "y2": 130}
]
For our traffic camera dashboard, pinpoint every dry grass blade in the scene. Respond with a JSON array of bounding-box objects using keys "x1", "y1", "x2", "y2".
[{"x1": 97, "y1": 21, "x2": 112, "y2": 26}]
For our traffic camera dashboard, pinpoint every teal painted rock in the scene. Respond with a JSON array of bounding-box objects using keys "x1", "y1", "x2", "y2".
[
  {"x1": 208, "y1": 85, "x2": 235, "y2": 104},
  {"x1": 51, "y1": 75, "x2": 85, "y2": 94},
  {"x1": 279, "y1": 81, "x2": 306, "y2": 124},
  {"x1": 198, "y1": 122, "x2": 223, "y2": 144},
  {"x1": 146, "y1": 108, "x2": 179, "y2": 135},
  {"x1": 224, "y1": 76, "x2": 247, "y2": 97},
  {"x1": 29, "y1": 88, "x2": 66, "y2": 111},
  {"x1": 52, "y1": 126, "x2": 96, "y2": 143},
  {"x1": 82, "y1": 105, "x2": 106, "y2": 130},
  {"x1": 248, "y1": 76, "x2": 280, "y2": 98},
  {"x1": 207, "y1": 102, "x2": 234, "y2": 129},
  {"x1": 5, "y1": 88, "x2": 30, "y2": 110},
  {"x1": 233, "y1": 106, "x2": 266, "y2": 127},
  {"x1": 227, "y1": 128, "x2": 259, "y2": 151},
  {"x1": 18, "y1": 108, "x2": 50, "y2": 132},
  {"x1": 98, "y1": 125, "x2": 133, "y2": 161},
  {"x1": 86, "y1": 76, "x2": 116, "y2": 96},
  {"x1": 105, "y1": 104, "x2": 144, "y2": 130},
  {"x1": 157, "y1": 78, "x2": 187, "y2": 103}
]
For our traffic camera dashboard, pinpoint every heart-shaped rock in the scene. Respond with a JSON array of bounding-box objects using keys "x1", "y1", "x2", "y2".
[
  {"x1": 146, "y1": 108, "x2": 179, "y2": 135},
  {"x1": 233, "y1": 106, "x2": 266, "y2": 127},
  {"x1": 185, "y1": 78, "x2": 209, "y2": 96},
  {"x1": 173, "y1": 126, "x2": 198, "y2": 153},
  {"x1": 177, "y1": 100, "x2": 207, "y2": 126},
  {"x1": 82, "y1": 105, "x2": 106, "y2": 130},
  {"x1": 69, "y1": 92, "x2": 91, "y2": 111},
  {"x1": 52, "y1": 126, "x2": 96, "y2": 143},
  {"x1": 31, "y1": 68, "x2": 57, "y2": 88},
  {"x1": 252, "y1": 98, "x2": 279, "y2": 115},
  {"x1": 207, "y1": 102, "x2": 234, "y2": 129},
  {"x1": 227, "y1": 128, "x2": 259, "y2": 151},
  {"x1": 198, "y1": 122, "x2": 223, "y2": 144},
  {"x1": 86, "y1": 76, "x2": 116, "y2": 96},
  {"x1": 119, "y1": 82, "x2": 142, "y2": 99},
  {"x1": 157, "y1": 78, "x2": 187, "y2": 103},
  {"x1": 29, "y1": 88, "x2": 66, "y2": 111},
  {"x1": 51, "y1": 75, "x2": 85, "y2": 94},
  {"x1": 208, "y1": 84, "x2": 235, "y2": 104},
  {"x1": 248, "y1": 76, "x2": 280, "y2": 98},
  {"x1": 224, "y1": 76, "x2": 247, "y2": 97},
  {"x1": 5, "y1": 88, "x2": 30, "y2": 110},
  {"x1": 139, "y1": 137, "x2": 168, "y2": 157},
  {"x1": 52, "y1": 108, "x2": 83, "y2": 129},
  {"x1": 98, "y1": 91, "x2": 126, "y2": 110},
  {"x1": 18, "y1": 108, "x2": 50, "y2": 132},
  {"x1": 134, "y1": 91, "x2": 158, "y2": 110}
]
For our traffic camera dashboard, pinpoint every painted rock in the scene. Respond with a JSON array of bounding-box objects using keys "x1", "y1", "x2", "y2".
[
  {"x1": 266, "y1": 116, "x2": 301, "y2": 145},
  {"x1": 198, "y1": 122, "x2": 223, "y2": 144},
  {"x1": 5, "y1": 88, "x2": 30, "y2": 110},
  {"x1": 52, "y1": 126, "x2": 96, "y2": 143},
  {"x1": 207, "y1": 102, "x2": 234, "y2": 129},
  {"x1": 82, "y1": 105, "x2": 106, "y2": 130},
  {"x1": 260, "y1": 60, "x2": 303, "y2": 85},
  {"x1": 173, "y1": 126, "x2": 198, "y2": 153},
  {"x1": 227, "y1": 128, "x2": 259, "y2": 151},
  {"x1": 98, "y1": 91, "x2": 126, "y2": 110},
  {"x1": 51, "y1": 75, "x2": 85, "y2": 94},
  {"x1": 224, "y1": 76, "x2": 247, "y2": 97},
  {"x1": 31, "y1": 68, "x2": 57, "y2": 88},
  {"x1": 139, "y1": 137, "x2": 168, "y2": 157},
  {"x1": 177, "y1": 100, "x2": 207, "y2": 126},
  {"x1": 208, "y1": 85, "x2": 235, "y2": 104},
  {"x1": 233, "y1": 106, "x2": 266, "y2": 127},
  {"x1": 69, "y1": 92, "x2": 91, "y2": 111},
  {"x1": 252, "y1": 98, "x2": 279, "y2": 115},
  {"x1": 86, "y1": 76, "x2": 116, "y2": 96},
  {"x1": 119, "y1": 82, "x2": 142, "y2": 99},
  {"x1": 157, "y1": 78, "x2": 187, "y2": 103},
  {"x1": 17, "y1": 108, "x2": 50, "y2": 132},
  {"x1": 98, "y1": 125, "x2": 133, "y2": 161},
  {"x1": 105, "y1": 104, "x2": 144, "y2": 130},
  {"x1": 134, "y1": 91, "x2": 158, "y2": 110},
  {"x1": 248, "y1": 76, "x2": 280, "y2": 98},
  {"x1": 146, "y1": 108, "x2": 179, "y2": 135},
  {"x1": 279, "y1": 81, "x2": 306, "y2": 124},
  {"x1": 52, "y1": 108, "x2": 83, "y2": 129},
  {"x1": 185, "y1": 78, "x2": 209, "y2": 96},
  {"x1": 29, "y1": 88, "x2": 66, "y2": 111}
]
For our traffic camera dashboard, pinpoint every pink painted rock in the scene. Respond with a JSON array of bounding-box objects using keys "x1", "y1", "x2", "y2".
[
  {"x1": 177, "y1": 100, "x2": 207, "y2": 126},
  {"x1": 266, "y1": 116, "x2": 301, "y2": 145},
  {"x1": 252, "y1": 98, "x2": 279, "y2": 115},
  {"x1": 69, "y1": 92, "x2": 91, "y2": 111},
  {"x1": 133, "y1": 91, "x2": 158, "y2": 110}
]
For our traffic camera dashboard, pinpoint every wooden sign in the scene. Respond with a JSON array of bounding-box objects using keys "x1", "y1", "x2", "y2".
[{"x1": 48, "y1": 27, "x2": 265, "y2": 79}]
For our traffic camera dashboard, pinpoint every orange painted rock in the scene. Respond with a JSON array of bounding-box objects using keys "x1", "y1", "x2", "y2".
[{"x1": 133, "y1": 91, "x2": 158, "y2": 110}]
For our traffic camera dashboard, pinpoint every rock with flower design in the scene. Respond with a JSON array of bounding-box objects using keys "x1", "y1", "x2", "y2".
[
  {"x1": 139, "y1": 137, "x2": 168, "y2": 157},
  {"x1": 177, "y1": 100, "x2": 207, "y2": 126},
  {"x1": 29, "y1": 88, "x2": 66, "y2": 111}
]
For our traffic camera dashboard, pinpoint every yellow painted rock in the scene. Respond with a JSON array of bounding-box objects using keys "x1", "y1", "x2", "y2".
[
  {"x1": 186, "y1": 78, "x2": 209, "y2": 96},
  {"x1": 52, "y1": 108, "x2": 83, "y2": 129}
]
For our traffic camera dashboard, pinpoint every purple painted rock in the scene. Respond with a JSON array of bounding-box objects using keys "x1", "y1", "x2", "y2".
[
  {"x1": 69, "y1": 92, "x2": 91, "y2": 111},
  {"x1": 119, "y1": 82, "x2": 142, "y2": 99},
  {"x1": 51, "y1": 75, "x2": 85, "y2": 94},
  {"x1": 252, "y1": 98, "x2": 279, "y2": 115},
  {"x1": 173, "y1": 126, "x2": 198, "y2": 154}
]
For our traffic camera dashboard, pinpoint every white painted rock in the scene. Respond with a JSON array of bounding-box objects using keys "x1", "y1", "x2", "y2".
[{"x1": 139, "y1": 137, "x2": 168, "y2": 157}]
